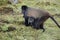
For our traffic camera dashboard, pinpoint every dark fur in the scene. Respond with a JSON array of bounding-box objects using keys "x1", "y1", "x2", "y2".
[
  {"x1": 28, "y1": 17, "x2": 35, "y2": 26},
  {"x1": 21, "y1": 5, "x2": 60, "y2": 32}
]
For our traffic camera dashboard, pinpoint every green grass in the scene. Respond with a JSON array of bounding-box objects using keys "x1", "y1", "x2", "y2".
[{"x1": 0, "y1": 0, "x2": 60, "y2": 40}]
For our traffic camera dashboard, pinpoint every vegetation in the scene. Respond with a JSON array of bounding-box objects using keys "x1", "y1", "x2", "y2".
[{"x1": 0, "y1": 0, "x2": 60, "y2": 40}]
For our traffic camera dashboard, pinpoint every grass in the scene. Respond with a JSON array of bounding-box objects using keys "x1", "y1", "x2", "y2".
[{"x1": 0, "y1": 0, "x2": 60, "y2": 40}]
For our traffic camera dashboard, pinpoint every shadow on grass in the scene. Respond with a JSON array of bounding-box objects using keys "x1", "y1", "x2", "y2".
[
  {"x1": 0, "y1": 19, "x2": 25, "y2": 25},
  {"x1": 0, "y1": 20, "x2": 10, "y2": 24},
  {"x1": 0, "y1": 26, "x2": 16, "y2": 32}
]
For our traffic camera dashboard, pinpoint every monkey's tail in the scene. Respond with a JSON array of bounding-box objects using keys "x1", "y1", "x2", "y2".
[{"x1": 50, "y1": 16, "x2": 60, "y2": 28}]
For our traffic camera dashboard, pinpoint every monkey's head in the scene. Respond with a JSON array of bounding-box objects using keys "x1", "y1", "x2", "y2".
[{"x1": 21, "y1": 5, "x2": 28, "y2": 10}]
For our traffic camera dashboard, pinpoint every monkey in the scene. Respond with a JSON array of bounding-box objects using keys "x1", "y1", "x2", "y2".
[{"x1": 21, "y1": 5, "x2": 60, "y2": 32}]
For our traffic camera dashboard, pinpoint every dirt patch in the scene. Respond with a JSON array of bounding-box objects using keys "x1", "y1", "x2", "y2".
[{"x1": 0, "y1": 7, "x2": 14, "y2": 15}]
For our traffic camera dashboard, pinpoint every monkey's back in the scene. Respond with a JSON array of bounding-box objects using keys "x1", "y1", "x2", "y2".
[{"x1": 27, "y1": 7, "x2": 50, "y2": 19}]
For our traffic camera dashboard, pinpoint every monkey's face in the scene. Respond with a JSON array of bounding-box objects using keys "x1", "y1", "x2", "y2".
[
  {"x1": 21, "y1": 5, "x2": 28, "y2": 17},
  {"x1": 21, "y1": 5, "x2": 28, "y2": 10}
]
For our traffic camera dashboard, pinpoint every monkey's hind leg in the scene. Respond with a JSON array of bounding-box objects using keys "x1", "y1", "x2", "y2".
[
  {"x1": 33, "y1": 23, "x2": 45, "y2": 32},
  {"x1": 40, "y1": 23, "x2": 45, "y2": 32}
]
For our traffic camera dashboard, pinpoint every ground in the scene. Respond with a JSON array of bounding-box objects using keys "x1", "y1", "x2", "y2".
[{"x1": 0, "y1": 0, "x2": 60, "y2": 40}]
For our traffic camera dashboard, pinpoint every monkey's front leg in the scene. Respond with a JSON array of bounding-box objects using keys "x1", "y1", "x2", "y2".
[{"x1": 24, "y1": 17, "x2": 30, "y2": 26}]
